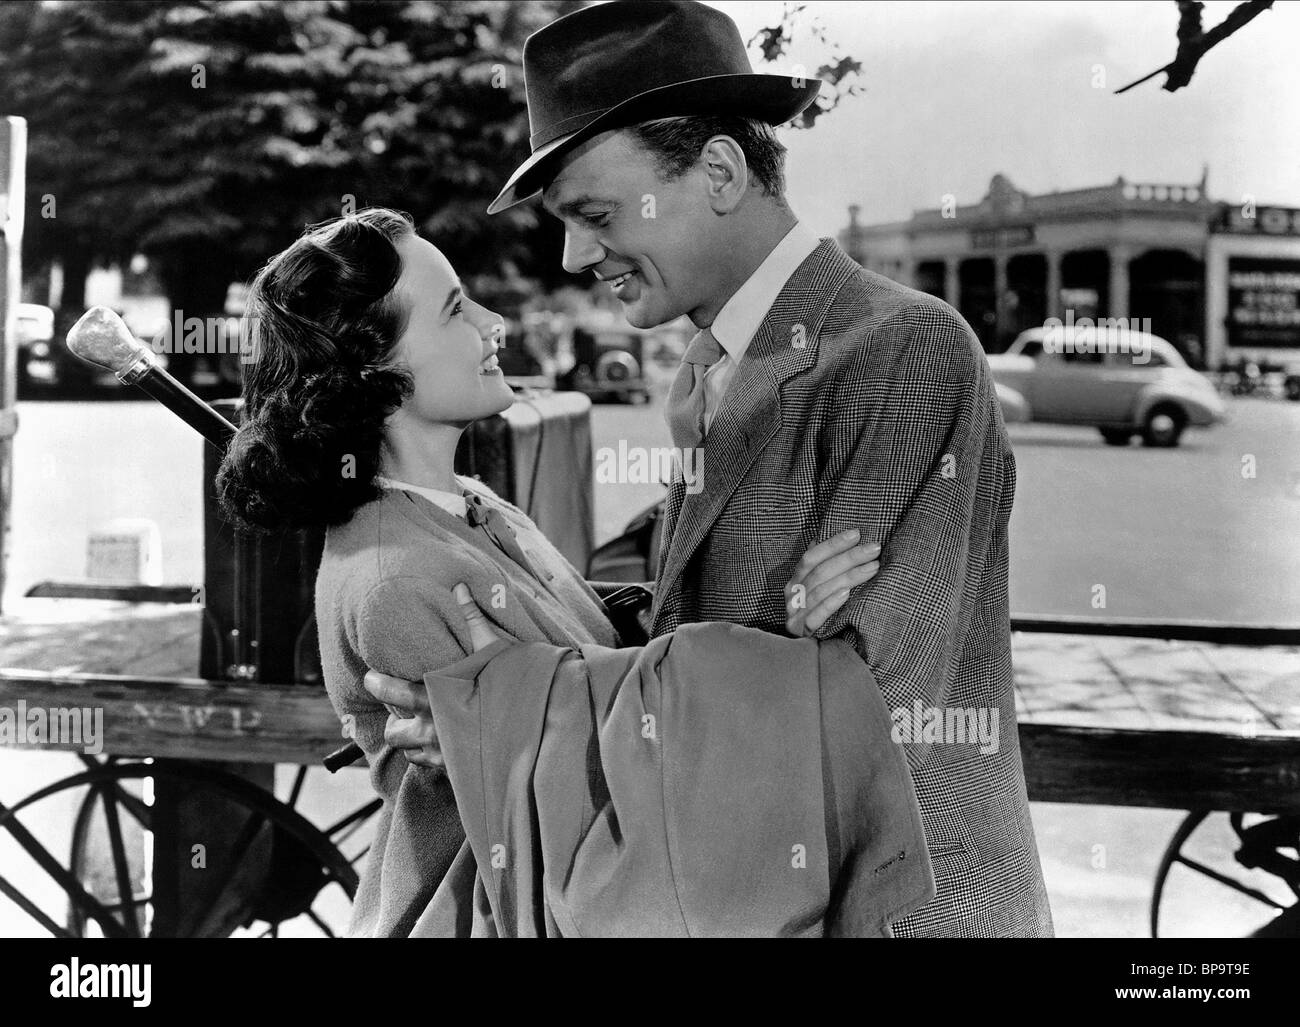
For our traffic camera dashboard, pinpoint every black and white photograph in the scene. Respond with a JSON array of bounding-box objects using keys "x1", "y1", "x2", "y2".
[{"x1": 0, "y1": 0, "x2": 1296, "y2": 993}]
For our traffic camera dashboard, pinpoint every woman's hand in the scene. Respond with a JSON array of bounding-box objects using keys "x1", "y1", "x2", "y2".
[
  {"x1": 362, "y1": 583, "x2": 507, "y2": 769},
  {"x1": 784, "y1": 528, "x2": 881, "y2": 637}
]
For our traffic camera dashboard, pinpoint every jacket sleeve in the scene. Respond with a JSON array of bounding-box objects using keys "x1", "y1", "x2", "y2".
[{"x1": 813, "y1": 300, "x2": 1014, "y2": 771}]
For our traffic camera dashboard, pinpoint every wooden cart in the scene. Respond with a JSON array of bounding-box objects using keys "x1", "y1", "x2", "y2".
[{"x1": 3, "y1": 595, "x2": 1297, "y2": 936}]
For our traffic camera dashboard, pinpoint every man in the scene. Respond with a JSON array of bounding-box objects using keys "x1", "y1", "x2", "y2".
[{"x1": 370, "y1": 0, "x2": 1053, "y2": 937}]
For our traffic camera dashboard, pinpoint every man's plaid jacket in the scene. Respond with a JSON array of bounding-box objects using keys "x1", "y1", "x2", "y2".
[{"x1": 650, "y1": 238, "x2": 1054, "y2": 937}]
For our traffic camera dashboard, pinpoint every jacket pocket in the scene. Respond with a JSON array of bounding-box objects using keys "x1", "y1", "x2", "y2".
[
  {"x1": 927, "y1": 840, "x2": 969, "y2": 858},
  {"x1": 922, "y1": 811, "x2": 980, "y2": 861}
]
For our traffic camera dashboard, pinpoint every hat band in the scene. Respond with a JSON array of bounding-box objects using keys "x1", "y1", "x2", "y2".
[{"x1": 530, "y1": 106, "x2": 615, "y2": 151}]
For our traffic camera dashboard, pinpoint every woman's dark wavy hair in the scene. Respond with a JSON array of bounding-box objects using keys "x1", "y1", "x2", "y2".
[{"x1": 216, "y1": 207, "x2": 416, "y2": 533}]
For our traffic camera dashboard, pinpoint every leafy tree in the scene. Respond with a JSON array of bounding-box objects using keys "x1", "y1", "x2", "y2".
[
  {"x1": 0, "y1": 1, "x2": 580, "y2": 345},
  {"x1": 0, "y1": 0, "x2": 862, "y2": 375}
]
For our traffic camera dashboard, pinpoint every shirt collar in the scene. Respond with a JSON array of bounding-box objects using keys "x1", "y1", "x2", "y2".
[
  {"x1": 375, "y1": 475, "x2": 467, "y2": 518},
  {"x1": 709, "y1": 220, "x2": 822, "y2": 362}
]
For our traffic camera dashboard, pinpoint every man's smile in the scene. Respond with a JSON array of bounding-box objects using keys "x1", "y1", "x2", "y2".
[{"x1": 610, "y1": 269, "x2": 641, "y2": 300}]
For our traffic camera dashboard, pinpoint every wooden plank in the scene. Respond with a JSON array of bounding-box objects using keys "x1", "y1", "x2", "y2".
[
  {"x1": 5, "y1": 669, "x2": 1299, "y2": 812},
  {"x1": 1010, "y1": 615, "x2": 1300, "y2": 646},
  {"x1": 24, "y1": 582, "x2": 199, "y2": 604},
  {"x1": 0, "y1": 669, "x2": 347, "y2": 767},
  {"x1": 1019, "y1": 722, "x2": 1300, "y2": 813}
]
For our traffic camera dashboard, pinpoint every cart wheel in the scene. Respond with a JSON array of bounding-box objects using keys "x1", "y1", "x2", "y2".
[
  {"x1": 1150, "y1": 811, "x2": 1300, "y2": 937},
  {"x1": 1, "y1": 758, "x2": 381, "y2": 938}
]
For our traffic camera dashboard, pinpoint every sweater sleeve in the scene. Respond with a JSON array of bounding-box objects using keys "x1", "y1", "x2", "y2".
[
  {"x1": 337, "y1": 574, "x2": 477, "y2": 936},
  {"x1": 348, "y1": 575, "x2": 469, "y2": 801}
]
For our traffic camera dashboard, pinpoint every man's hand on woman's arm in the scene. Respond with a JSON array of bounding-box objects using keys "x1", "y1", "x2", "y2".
[
  {"x1": 366, "y1": 540, "x2": 881, "y2": 768},
  {"x1": 364, "y1": 584, "x2": 504, "y2": 769}
]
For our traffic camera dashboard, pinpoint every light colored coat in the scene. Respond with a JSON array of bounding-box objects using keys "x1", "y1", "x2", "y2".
[
  {"x1": 415, "y1": 624, "x2": 934, "y2": 937},
  {"x1": 650, "y1": 239, "x2": 1055, "y2": 937}
]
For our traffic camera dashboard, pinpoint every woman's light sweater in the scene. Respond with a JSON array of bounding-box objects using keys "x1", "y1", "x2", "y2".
[{"x1": 314, "y1": 476, "x2": 620, "y2": 937}]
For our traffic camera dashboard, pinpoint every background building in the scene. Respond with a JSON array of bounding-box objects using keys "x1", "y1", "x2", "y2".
[{"x1": 840, "y1": 173, "x2": 1300, "y2": 371}]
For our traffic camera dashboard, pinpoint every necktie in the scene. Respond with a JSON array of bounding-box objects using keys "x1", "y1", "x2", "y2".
[
  {"x1": 463, "y1": 492, "x2": 547, "y2": 582},
  {"x1": 665, "y1": 326, "x2": 724, "y2": 452}
]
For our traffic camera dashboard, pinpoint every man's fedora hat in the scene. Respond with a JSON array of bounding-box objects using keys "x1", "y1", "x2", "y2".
[{"x1": 486, "y1": 0, "x2": 823, "y2": 215}]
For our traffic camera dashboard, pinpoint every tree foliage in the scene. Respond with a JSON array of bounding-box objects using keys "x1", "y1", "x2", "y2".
[
  {"x1": 0, "y1": 0, "x2": 862, "y2": 327},
  {"x1": 0, "y1": 0, "x2": 582, "y2": 321}
]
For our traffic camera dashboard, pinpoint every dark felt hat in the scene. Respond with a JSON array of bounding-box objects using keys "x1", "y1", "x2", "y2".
[{"x1": 486, "y1": 0, "x2": 823, "y2": 214}]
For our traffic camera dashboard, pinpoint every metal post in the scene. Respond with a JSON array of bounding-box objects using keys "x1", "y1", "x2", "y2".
[{"x1": 0, "y1": 117, "x2": 28, "y2": 616}]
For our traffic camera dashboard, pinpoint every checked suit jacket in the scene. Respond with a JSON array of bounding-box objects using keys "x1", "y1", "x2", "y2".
[{"x1": 649, "y1": 238, "x2": 1054, "y2": 937}]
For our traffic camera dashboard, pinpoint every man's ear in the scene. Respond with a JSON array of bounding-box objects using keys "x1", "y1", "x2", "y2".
[{"x1": 701, "y1": 135, "x2": 747, "y2": 214}]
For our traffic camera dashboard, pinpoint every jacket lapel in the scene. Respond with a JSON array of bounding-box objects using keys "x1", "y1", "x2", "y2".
[{"x1": 651, "y1": 239, "x2": 860, "y2": 633}]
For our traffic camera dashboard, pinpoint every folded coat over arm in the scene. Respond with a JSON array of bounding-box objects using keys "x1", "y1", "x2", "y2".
[{"x1": 415, "y1": 621, "x2": 936, "y2": 937}]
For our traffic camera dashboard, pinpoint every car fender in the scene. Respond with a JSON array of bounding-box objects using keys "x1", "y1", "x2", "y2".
[
  {"x1": 994, "y1": 381, "x2": 1032, "y2": 423},
  {"x1": 1132, "y1": 385, "x2": 1218, "y2": 427}
]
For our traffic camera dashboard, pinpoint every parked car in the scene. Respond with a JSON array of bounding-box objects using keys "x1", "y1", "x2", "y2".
[
  {"x1": 14, "y1": 303, "x2": 56, "y2": 388},
  {"x1": 557, "y1": 326, "x2": 651, "y2": 404},
  {"x1": 988, "y1": 327, "x2": 1225, "y2": 447}
]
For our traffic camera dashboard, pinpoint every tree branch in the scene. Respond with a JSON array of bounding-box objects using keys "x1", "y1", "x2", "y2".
[{"x1": 1114, "y1": 0, "x2": 1274, "y2": 95}]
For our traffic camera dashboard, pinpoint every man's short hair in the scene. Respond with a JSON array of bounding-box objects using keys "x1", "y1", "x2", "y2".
[{"x1": 626, "y1": 116, "x2": 788, "y2": 201}]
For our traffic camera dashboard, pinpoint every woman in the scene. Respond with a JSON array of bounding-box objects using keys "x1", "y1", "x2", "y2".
[{"x1": 216, "y1": 208, "x2": 923, "y2": 937}]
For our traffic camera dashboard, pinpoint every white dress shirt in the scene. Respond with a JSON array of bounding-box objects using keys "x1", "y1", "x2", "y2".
[{"x1": 701, "y1": 221, "x2": 821, "y2": 432}]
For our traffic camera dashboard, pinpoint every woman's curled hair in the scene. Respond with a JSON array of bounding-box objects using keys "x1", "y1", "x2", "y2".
[{"x1": 216, "y1": 207, "x2": 415, "y2": 533}]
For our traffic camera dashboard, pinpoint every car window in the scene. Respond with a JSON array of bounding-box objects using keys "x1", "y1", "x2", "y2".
[
  {"x1": 1061, "y1": 348, "x2": 1104, "y2": 365},
  {"x1": 1104, "y1": 348, "x2": 1166, "y2": 368},
  {"x1": 1019, "y1": 340, "x2": 1044, "y2": 360}
]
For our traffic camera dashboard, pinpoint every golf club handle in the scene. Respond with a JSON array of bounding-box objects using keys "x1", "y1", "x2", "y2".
[
  {"x1": 124, "y1": 361, "x2": 368, "y2": 768},
  {"x1": 131, "y1": 363, "x2": 238, "y2": 451}
]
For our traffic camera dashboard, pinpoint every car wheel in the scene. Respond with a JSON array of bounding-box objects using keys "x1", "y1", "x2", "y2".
[
  {"x1": 1141, "y1": 405, "x2": 1185, "y2": 448},
  {"x1": 1099, "y1": 428, "x2": 1132, "y2": 446},
  {"x1": 1285, "y1": 376, "x2": 1300, "y2": 402}
]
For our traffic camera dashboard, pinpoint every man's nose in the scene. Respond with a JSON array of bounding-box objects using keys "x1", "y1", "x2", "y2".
[{"x1": 562, "y1": 227, "x2": 604, "y2": 276}]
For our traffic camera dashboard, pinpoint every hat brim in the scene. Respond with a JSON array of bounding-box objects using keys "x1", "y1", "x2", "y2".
[{"x1": 486, "y1": 72, "x2": 823, "y2": 215}]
